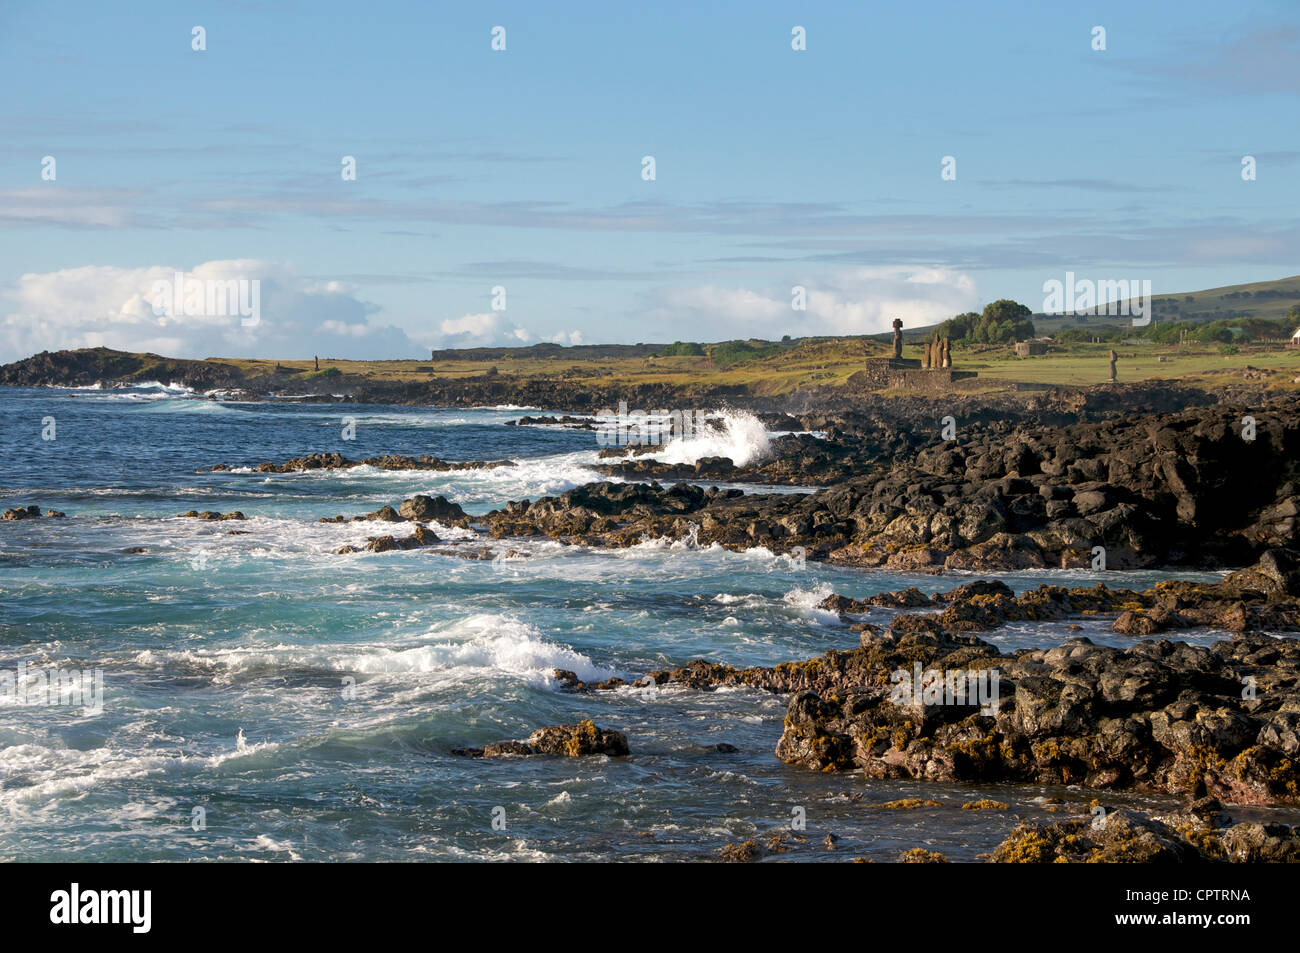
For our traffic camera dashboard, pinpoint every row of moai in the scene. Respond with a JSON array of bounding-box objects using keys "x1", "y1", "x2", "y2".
[{"x1": 921, "y1": 334, "x2": 952, "y2": 369}]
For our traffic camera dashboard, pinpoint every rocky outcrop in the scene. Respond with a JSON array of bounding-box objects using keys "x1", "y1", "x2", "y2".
[
  {"x1": 179, "y1": 510, "x2": 246, "y2": 521},
  {"x1": 769, "y1": 626, "x2": 1300, "y2": 804},
  {"x1": 335, "y1": 524, "x2": 439, "y2": 554},
  {"x1": 397, "y1": 495, "x2": 467, "y2": 523},
  {"x1": 206, "y1": 453, "x2": 514, "y2": 473},
  {"x1": 989, "y1": 804, "x2": 1300, "y2": 862},
  {"x1": 552, "y1": 669, "x2": 628, "y2": 692},
  {"x1": 479, "y1": 394, "x2": 1300, "y2": 571},
  {"x1": 2, "y1": 505, "x2": 65, "y2": 520},
  {"x1": 0, "y1": 347, "x2": 245, "y2": 390},
  {"x1": 321, "y1": 496, "x2": 468, "y2": 528},
  {"x1": 452, "y1": 720, "x2": 629, "y2": 759},
  {"x1": 628, "y1": 563, "x2": 1300, "y2": 805}
]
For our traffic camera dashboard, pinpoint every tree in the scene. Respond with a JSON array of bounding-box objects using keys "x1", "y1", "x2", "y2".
[{"x1": 938, "y1": 301, "x2": 1034, "y2": 345}]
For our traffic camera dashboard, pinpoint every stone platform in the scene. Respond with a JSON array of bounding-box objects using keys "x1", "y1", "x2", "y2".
[{"x1": 856, "y1": 357, "x2": 978, "y2": 392}]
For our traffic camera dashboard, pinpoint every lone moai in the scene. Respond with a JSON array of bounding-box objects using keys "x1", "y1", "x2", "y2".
[
  {"x1": 314, "y1": 355, "x2": 319, "y2": 371},
  {"x1": 1108, "y1": 348, "x2": 1118, "y2": 382},
  {"x1": 892, "y1": 318, "x2": 904, "y2": 359}
]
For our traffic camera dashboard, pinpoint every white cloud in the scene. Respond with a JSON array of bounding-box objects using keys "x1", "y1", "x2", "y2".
[
  {"x1": 436, "y1": 312, "x2": 533, "y2": 348},
  {"x1": 0, "y1": 260, "x2": 420, "y2": 362},
  {"x1": 644, "y1": 267, "x2": 980, "y2": 339}
]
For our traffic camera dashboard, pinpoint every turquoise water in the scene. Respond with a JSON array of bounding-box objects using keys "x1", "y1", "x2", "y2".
[{"x1": 0, "y1": 385, "x2": 1279, "y2": 862}]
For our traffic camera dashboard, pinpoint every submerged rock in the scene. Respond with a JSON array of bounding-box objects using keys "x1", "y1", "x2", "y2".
[
  {"x1": 205, "y1": 452, "x2": 516, "y2": 474},
  {"x1": 2, "y1": 505, "x2": 65, "y2": 520}
]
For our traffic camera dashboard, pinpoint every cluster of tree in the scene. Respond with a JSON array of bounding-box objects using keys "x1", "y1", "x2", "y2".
[
  {"x1": 1053, "y1": 314, "x2": 1296, "y2": 345},
  {"x1": 708, "y1": 339, "x2": 784, "y2": 367},
  {"x1": 938, "y1": 300, "x2": 1036, "y2": 345},
  {"x1": 659, "y1": 341, "x2": 705, "y2": 356},
  {"x1": 1223, "y1": 288, "x2": 1298, "y2": 299}
]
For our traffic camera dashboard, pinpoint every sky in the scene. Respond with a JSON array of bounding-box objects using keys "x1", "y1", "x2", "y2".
[{"x1": 1, "y1": 0, "x2": 1297, "y2": 361}]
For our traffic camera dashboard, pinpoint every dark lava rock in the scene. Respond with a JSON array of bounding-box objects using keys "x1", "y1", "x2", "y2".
[
  {"x1": 989, "y1": 808, "x2": 1300, "y2": 862},
  {"x1": 527, "y1": 721, "x2": 629, "y2": 757},
  {"x1": 635, "y1": 575, "x2": 1300, "y2": 805},
  {"x1": 479, "y1": 393, "x2": 1300, "y2": 573},
  {"x1": 398, "y1": 494, "x2": 467, "y2": 523},
  {"x1": 454, "y1": 720, "x2": 629, "y2": 759},
  {"x1": 2, "y1": 504, "x2": 64, "y2": 520}
]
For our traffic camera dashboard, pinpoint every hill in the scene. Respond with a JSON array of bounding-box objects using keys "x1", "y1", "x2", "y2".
[{"x1": 1031, "y1": 275, "x2": 1300, "y2": 334}]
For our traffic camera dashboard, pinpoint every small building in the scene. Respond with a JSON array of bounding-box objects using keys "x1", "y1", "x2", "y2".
[
  {"x1": 1015, "y1": 339, "x2": 1048, "y2": 357},
  {"x1": 1290, "y1": 327, "x2": 1300, "y2": 348}
]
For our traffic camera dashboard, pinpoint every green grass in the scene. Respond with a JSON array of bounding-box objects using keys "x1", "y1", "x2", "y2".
[
  {"x1": 298, "y1": 366, "x2": 342, "y2": 380},
  {"x1": 962, "y1": 339, "x2": 1300, "y2": 387},
  {"x1": 208, "y1": 336, "x2": 1300, "y2": 395}
]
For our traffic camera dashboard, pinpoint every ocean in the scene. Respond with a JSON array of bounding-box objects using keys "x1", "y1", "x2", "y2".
[{"x1": 0, "y1": 383, "x2": 1281, "y2": 861}]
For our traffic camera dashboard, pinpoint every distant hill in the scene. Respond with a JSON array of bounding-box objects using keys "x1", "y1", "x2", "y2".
[{"x1": 1031, "y1": 275, "x2": 1300, "y2": 334}]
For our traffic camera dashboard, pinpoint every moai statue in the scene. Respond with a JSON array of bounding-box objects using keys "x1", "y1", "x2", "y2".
[
  {"x1": 892, "y1": 318, "x2": 904, "y2": 359},
  {"x1": 941, "y1": 338, "x2": 951, "y2": 369},
  {"x1": 1108, "y1": 348, "x2": 1118, "y2": 382},
  {"x1": 314, "y1": 355, "x2": 319, "y2": 371},
  {"x1": 921, "y1": 339, "x2": 930, "y2": 369}
]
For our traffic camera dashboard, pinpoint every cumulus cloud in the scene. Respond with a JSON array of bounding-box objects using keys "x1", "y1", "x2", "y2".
[
  {"x1": 435, "y1": 312, "x2": 533, "y2": 348},
  {"x1": 644, "y1": 267, "x2": 980, "y2": 339},
  {"x1": 0, "y1": 260, "x2": 421, "y2": 362}
]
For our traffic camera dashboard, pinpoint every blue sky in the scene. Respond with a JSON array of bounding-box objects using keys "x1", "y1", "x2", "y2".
[{"x1": 1, "y1": 0, "x2": 1297, "y2": 360}]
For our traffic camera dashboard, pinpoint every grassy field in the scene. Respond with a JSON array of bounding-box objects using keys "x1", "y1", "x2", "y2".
[
  {"x1": 958, "y1": 340, "x2": 1300, "y2": 387},
  {"x1": 219, "y1": 337, "x2": 889, "y2": 396},
  {"x1": 214, "y1": 334, "x2": 1300, "y2": 395}
]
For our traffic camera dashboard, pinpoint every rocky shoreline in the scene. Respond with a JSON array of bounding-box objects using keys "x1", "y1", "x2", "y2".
[
  {"x1": 9, "y1": 358, "x2": 1300, "y2": 860},
  {"x1": 633, "y1": 562, "x2": 1300, "y2": 806},
  {"x1": 479, "y1": 392, "x2": 1300, "y2": 572},
  {"x1": 202, "y1": 452, "x2": 515, "y2": 474}
]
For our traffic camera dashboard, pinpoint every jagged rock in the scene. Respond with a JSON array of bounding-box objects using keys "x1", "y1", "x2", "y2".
[
  {"x1": 2, "y1": 504, "x2": 60, "y2": 521},
  {"x1": 398, "y1": 495, "x2": 467, "y2": 523},
  {"x1": 899, "y1": 848, "x2": 950, "y2": 863},
  {"x1": 526, "y1": 721, "x2": 629, "y2": 757},
  {"x1": 635, "y1": 577, "x2": 1300, "y2": 804},
  {"x1": 477, "y1": 395, "x2": 1300, "y2": 572},
  {"x1": 483, "y1": 741, "x2": 534, "y2": 758},
  {"x1": 1222, "y1": 548, "x2": 1300, "y2": 599},
  {"x1": 719, "y1": 840, "x2": 763, "y2": 863},
  {"x1": 454, "y1": 720, "x2": 630, "y2": 759},
  {"x1": 989, "y1": 809, "x2": 1300, "y2": 862},
  {"x1": 208, "y1": 453, "x2": 516, "y2": 474}
]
